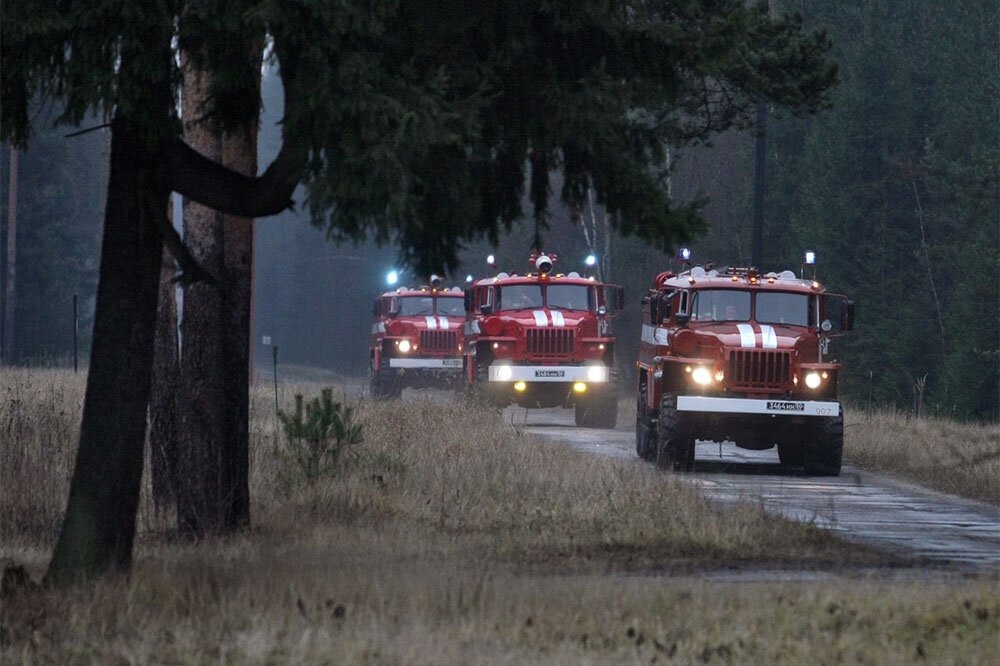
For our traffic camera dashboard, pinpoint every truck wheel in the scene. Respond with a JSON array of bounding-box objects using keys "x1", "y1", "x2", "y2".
[
  {"x1": 371, "y1": 365, "x2": 400, "y2": 398},
  {"x1": 803, "y1": 414, "x2": 843, "y2": 476},
  {"x1": 575, "y1": 391, "x2": 617, "y2": 428},
  {"x1": 466, "y1": 358, "x2": 492, "y2": 404},
  {"x1": 777, "y1": 442, "x2": 804, "y2": 468},
  {"x1": 635, "y1": 386, "x2": 656, "y2": 461},
  {"x1": 656, "y1": 395, "x2": 694, "y2": 472}
]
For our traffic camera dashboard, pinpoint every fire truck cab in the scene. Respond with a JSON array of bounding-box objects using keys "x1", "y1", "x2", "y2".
[
  {"x1": 370, "y1": 275, "x2": 466, "y2": 397},
  {"x1": 636, "y1": 263, "x2": 854, "y2": 475},
  {"x1": 461, "y1": 253, "x2": 624, "y2": 427}
]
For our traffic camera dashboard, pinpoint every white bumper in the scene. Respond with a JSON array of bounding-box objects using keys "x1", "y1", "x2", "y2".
[
  {"x1": 677, "y1": 396, "x2": 840, "y2": 417},
  {"x1": 488, "y1": 364, "x2": 609, "y2": 383},
  {"x1": 389, "y1": 358, "x2": 462, "y2": 369}
]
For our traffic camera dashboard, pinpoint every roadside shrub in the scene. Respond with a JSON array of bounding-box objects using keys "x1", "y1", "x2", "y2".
[{"x1": 276, "y1": 388, "x2": 363, "y2": 483}]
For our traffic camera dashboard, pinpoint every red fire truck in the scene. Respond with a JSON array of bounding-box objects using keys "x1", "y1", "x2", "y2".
[
  {"x1": 636, "y1": 257, "x2": 854, "y2": 475},
  {"x1": 461, "y1": 253, "x2": 624, "y2": 427},
  {"x1": 370, "y1": 275, "x2": 466, "y2": 397}
]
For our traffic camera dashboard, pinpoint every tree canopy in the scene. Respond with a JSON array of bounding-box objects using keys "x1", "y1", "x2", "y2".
[
  {"x1": 3, "y1": 0, "x2": 837, "y2": 273},
  {"x1": 1, "y1": 0, "x2": 839, "y2": 581}
]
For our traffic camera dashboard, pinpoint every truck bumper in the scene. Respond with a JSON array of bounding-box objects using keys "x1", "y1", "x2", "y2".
[
  {"x1": 386, "y1": 358, "x2": 462, "y2": 390},
  {"x1": 487, "y1": 364, "x2": 609, "y2": 383},
  {"x1": 677, "y1": 396, "x2": 840, "y2": 417},
  {"x1": 389, "y1": 358, "x2": 462, "y2": 369}
]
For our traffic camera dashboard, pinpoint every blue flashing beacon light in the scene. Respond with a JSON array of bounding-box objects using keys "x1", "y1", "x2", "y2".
[
  {"x1": 486, "y1": 254, "x2": 496, "y2": 266},
  {"x1": 386, "y1": 270, "x2": 399, "y2": 285},
  {"x1": 804, "y1": 251, "x2": 816, "y2": 265},
  {"x1": 465, "y1": 274, "x2": 474, "y2": 283},
  {"x1": 678, "y1": 247, "x2": 691, "y2": 261},
  {"x1": 585, "y1": 254, "x2": 597, "y2": 267}
]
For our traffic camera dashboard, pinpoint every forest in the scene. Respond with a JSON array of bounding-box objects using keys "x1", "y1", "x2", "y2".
[{"x1": 2, "y1": 0, "x2": 997, "y2": 420}]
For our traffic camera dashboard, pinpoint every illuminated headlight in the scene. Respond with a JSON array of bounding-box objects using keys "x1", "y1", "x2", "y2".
[
  {"x1": 587, "y1": 366, "x2": 607, "y2": 382},
  {"x1": 804, "y1": 372, "x2": 822, "y2": 389},
  {"x1": 397, "y1": 339, "x2": 411, "y2": 353},
  {"x1": 691, "y1": 366, "x2": 713, "y2": 386},
  {"x1": 495, "y1": 365, "x2": 512, "y2": 381}
]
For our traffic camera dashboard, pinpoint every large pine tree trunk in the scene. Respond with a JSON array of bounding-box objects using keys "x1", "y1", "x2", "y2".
[
  {"x1": 46, "y1": 117, "x2": 166, "y2": 583},
  {"x1": 150, "y1": 243, "x2": 179, "y2": 511},
  {"x1": 175, "y1": 53, "x2": 258, "y2": 539},
  {"x1": 219, "y1": 125, "x2": 257, "y2": 530},
  {"x1": 176, "y1": 60, "x2": 227, "y2": 538}
]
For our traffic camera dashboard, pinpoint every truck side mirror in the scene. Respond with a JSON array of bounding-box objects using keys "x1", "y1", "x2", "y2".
[
  {"x1": 842, "y1": 299, "x2": 855, "y2": 331},
  {"x1": 464, "y1": 291, "x2": 473, "y2": 314},
  {"x1": 646, "y1": 295, "x2": 658, "y2": 324}
]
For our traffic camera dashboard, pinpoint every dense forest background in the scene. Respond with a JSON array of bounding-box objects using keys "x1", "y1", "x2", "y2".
[{"x1": 2, "y1": 0, "x2": 997, "y2": 419}]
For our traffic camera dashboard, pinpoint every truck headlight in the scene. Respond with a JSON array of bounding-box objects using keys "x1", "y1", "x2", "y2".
[
  {"x1": 691, "y1": 366, "x2": 713, "y2": 386},
  {"x1": 495, "y1": 365, "x2": 512, "y2": 381},
  {"x1": 587, "y1": 365, "x2": 607, "y2": 382},
  {"x1": 397, "y1": 339, "x2": 411, "y2": 353},
  {"x1": 804, "y1": 372, "x2": 822, "y2": 389}
]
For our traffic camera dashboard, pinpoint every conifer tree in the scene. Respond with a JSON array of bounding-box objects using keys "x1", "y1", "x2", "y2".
[{"x1": 2, "y1": 0, "x2": 838, "y2": 581}]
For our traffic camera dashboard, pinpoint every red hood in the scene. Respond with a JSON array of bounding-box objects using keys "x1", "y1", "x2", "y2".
[
  {"x1": 492, "y1": 309, "x2": 601, "y2": 337},
  {"x1": 690, "y1": 321, "x2": 811, "y2": 351}
]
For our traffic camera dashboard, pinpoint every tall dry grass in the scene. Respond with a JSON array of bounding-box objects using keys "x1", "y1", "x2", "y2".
[
  {"x1": 845, "y1": 408, "x2": 1000, "y2": 505},
  {"x1": 2, "y1": 369, "x2": 997, "y2": 663}
]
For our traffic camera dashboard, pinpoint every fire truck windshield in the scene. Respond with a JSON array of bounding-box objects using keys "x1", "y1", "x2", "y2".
[
  {"x1": 398, "y1": 296, "x2": 435, "y2": 316},
  {"x1": 690, "y1": 290, "x2": 751, "y2": 322},
  {"x1": 498, "y1": 284, "x2": 543, "y2": 311},
  {"x1": 546, "y1": 284, "x2": 592, "y2": 311},
  {"x1": 756, "y1": 292, "x2": 810, "y2": 326},
  {"x1": 435, "y1": 297, "x2": 465, "y2": 317}
]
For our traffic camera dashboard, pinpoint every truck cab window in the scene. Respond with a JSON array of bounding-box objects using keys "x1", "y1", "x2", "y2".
[{"x1": 690, "y1": 290, "x2": 751, "y2": 322}]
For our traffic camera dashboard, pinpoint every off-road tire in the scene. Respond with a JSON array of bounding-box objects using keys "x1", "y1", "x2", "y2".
[
  {"x1": 635, "y1": 385, "x2": 656, "y2": 461},
  {"x1": 777, "y1": 441, "x2": 804, "y2": 468},
  {"x1": 370, "y1": 364, "x2": 400, "y2": 398},
  {"x1": 575, "y1": 391, "x2": 617, "y2": 428},
  {"x1": 464, "y1": 357, "x2": 492, "y2": 404},
  {"x1": 656, "y1": 395, "x2": 695, "y2": 472},
  {"x1": 803, "y1": 414, "x2": 843, "y2": 476}
]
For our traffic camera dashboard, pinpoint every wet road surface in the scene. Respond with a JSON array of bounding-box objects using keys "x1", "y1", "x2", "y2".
[{"x1": 509, "y1": 406, "x2": 1000, "y2": 574}]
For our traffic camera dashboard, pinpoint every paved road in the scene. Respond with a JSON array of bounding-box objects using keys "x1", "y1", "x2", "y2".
[{"x1": 509, "y1": 406, "x2": 1000, "y2": 574}]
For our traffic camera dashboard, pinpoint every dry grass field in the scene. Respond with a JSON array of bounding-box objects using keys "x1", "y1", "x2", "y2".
[
  {"x1": 2, "y1": 368, "x2": 997, "y2": 664},
  {"x1": 844, "y1": 408, "x2": 1000, "y2": 505}
]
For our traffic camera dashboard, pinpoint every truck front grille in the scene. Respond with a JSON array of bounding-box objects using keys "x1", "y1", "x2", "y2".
[
  {"x1": 419, "y1": 330, "x2": 458, "y2": 352},
  {"x1": 525, "y1": 328, "x2": 575, "y2": 356},
  {"x1": 728, "y1": 350, "x2": 792, "y2": 390}
]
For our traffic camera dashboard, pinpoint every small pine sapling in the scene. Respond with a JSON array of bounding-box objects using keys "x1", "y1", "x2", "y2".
[{"x1": 277, "y1": 388, "x2": 363, "y2": 481}]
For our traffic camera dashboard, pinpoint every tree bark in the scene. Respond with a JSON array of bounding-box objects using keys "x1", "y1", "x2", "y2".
[
  {"x1": 219, "y1": 123, "x2": 257, "y2": 530},
  {"x1": 46, "y1": 117, "x2": 166, "y2": 583},
  {"x1": 150, "y1": 242, "x2": 180, "y2": 511},
  {"x1": 3, "y1": 146, "x2": 17, "y2": 364},
  {"x1": 176, "y1": 59, "x2": 227, "y2": 539},
  {"x1": 175, "y1": 50, "x2": 258, "y2": 539}
]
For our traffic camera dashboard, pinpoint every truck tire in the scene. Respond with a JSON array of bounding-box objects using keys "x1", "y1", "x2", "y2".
[
  {"x1": 803, "y1": 414, "x2": 843, "y2": 476},
  {"x1": 370, "y1": 364, "x2": 400, "y2": 398},
  {"x1": 575, "y1": 391, "x2": 617, "y2": 428},
  {"x1": 466, "y1": 357, "x2": 493, "y2": 405},
  {"x1": 635, "y1": 385, "x2": 656, "y2": 461},
  {"x1": 656, "y1": 395, "x2": 694, "y2": 472},
  {"x1": 777, "y1": 442, "x2": 804, "y2": 468}
]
